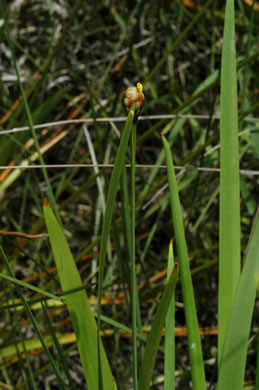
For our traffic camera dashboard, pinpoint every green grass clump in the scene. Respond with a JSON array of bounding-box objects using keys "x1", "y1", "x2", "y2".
[{"x1": 0, "y1": 0, "x2": 258, "y2": 388}]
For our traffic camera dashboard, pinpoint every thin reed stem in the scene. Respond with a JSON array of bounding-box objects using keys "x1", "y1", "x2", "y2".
[{"x1": 130, "y1": 121, "x2": 138, "y2": 389}]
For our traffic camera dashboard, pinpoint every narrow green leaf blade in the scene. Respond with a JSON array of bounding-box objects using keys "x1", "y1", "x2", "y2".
[
  {"x1": 43, "y1": 200, "x2": 114, "y2": 390},
  {"x1": 217, "y1": 210, "x2": 259, "y2": 390},
  {"x1": 97, "y1": 108, "x2": 134, "y2": 308},
  {"x1": 164, "y1": 240, "x2": 175, "y2": 390},
  {"x1": 96, "y1": 108, "x2": 134, "y2": 385},
  {"x1": 162, "y1": 133, "x2": 206, "y2": 390},
  {"x1": 0, "y1": 247, "x2": 65, "y2": 388},
  {"x1": 256, "y1": 335, "x2": 259, "y2": 390},
  {"x1": 0, "y1": 272, "x2": 64, "y2": 304},
  {"x1": 138, "y1": 263, "x2": 179, "y2": 390},
  {"x1": 218, "y1": 0, "x2": 240, "y2": 363}
]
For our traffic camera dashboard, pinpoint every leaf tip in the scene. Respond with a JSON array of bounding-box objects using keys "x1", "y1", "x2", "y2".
[{"x1": 43, "y1": 198, "x2": 50, "y2": 208}]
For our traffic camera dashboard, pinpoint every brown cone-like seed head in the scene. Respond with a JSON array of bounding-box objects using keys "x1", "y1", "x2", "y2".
[{"x1": 122, "y1": 82, "x2": 144, "y2": 118}]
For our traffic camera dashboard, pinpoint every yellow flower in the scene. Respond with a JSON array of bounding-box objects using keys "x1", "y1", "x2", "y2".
[{"x1": 122, "y1": 82, "x2": 144, "y2": 118}]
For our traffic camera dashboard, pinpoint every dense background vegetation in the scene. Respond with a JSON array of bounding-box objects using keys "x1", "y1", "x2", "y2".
[{"x1": 0, "y1": 0, "x2": 258, "y2": 388}]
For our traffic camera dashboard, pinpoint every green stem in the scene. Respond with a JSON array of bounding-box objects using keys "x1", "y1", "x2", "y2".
[
  {"x1": 131, "y1": 122, "x2": 138, "y2": 390},
  {"x1": 96, "y1": 109, "x2": 134, "y2": 388}
]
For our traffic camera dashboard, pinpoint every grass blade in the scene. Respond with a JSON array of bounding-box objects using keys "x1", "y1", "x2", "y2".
[
  {"x1": 164, "y1": 240, "x2": 175, "y2": 390},
  {"x1": 96, "y1": 108, "x2": 134, "y2": 385},
  {"x1": 0, "y1": 273, "x2": 64, "y2": 304},
  {"x1": 43, "y1": 200, "x2": 114, "y2": 390},
  {"x1": 218, "y1": 0, "x2": 240, "y2": 364},
  {"x1": 0, "y1": 1, "x2": 61, "y2": 224},
  {"x1": 0, "y1": 247, "x2": 65, "y2": 388},
  {"x1": 256, "y1": 334, "x2": 259, "y2": 390},
  {"x1": 41, "y1": 301, "x2": 76, "y2": 390},
  {"x1": 161, "y1": 133, "x2": 206, "y2": 390},
  {"x1": 144, "y1": 0, "x2": 213, "y2": 83},
  {"x1": 138, "y1": 263, "x2": 179, "y2": 390},
  {"x1": 97, "y1": 108, "x2": 134, "y2": 303},
  {"x1": 217, "y1": 208, "x2": 259, "y2": 390}
]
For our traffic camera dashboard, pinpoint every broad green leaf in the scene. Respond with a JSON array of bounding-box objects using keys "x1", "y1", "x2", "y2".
[{"x1": 43, "y1": 200, "x2": 114, "y2": 390}]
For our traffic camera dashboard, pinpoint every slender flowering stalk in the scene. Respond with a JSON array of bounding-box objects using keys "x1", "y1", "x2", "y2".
[
  {"x1": 122, "y1": 82, "x2": 144, "y2": 390},
  {"x1": 95, "y1": 105, "x2": 136, "y2": 389}
]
